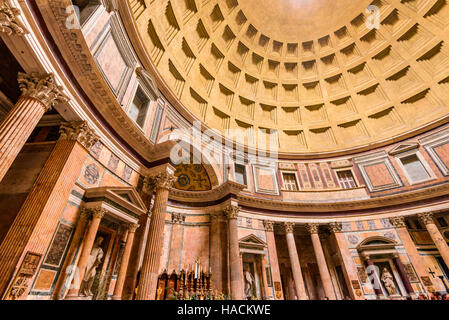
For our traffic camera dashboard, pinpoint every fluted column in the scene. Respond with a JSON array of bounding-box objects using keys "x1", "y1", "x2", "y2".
[
  {"x1": 329, "y1": 222, "x2": 365, "y2": 300},
  {"x1": 225, "y1": 204, "x2": 244, "y2": 300},
  {"x1": 0, "y1": 1, "x2": 29, "y2": 36},
  {"x1": 0, "y1": 72, "x2": 68, "y2": 183},
  {"x1": 418, "y1": 212, "x2": 449, "y2": 269},
  {"x1": 136, "y1": 171, "x2": 175, "y2": 300},
  {"x1": 0, "y1": 120, "x2": 98, "y2": 299},
  {"x1": 112, "y1": 223, "x2": 139, "y2": 300},
  {"x1": 284, "y1": 222, "x2": 307, "y2": 300},
  {"x1": 390, "y1": 216, "x2": 435, "y2": 293},
  {"x1": 264, "y1": 221, "x2": 283, "y2": 300},
  {"x1": 53, "y1": 209, "x2": 90, "y2": 300},
  {"x1": 65, "y1": 207, "x2": 106, "y2": 298},
  {"x1": 307, "y1": 223, "x2": 336, "y2": 300}
]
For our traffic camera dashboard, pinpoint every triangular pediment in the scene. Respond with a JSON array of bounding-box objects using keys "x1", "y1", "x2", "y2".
[
  {"x1": 108, "y1": 187, "x2": 147, "y2": 212},
  {"x1": 239, "y1": 234, "x2": 266, "y2": 246},
  {"x1": 388, "y1": 142, "x2": 419, "y2": 155}
]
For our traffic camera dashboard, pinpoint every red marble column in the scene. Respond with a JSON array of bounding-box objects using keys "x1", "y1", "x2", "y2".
[
  {"x1": 392, "y1": 254, "x2": 414, "y2": 296},
  {"x1": 419, "y1": 212, "x2": 449, "y2": 269},
  {"x1": 225, "y1": 205, "x2": 244, "y2": 300},
  {"x1": 112, "y1": 223, "x2": 139, "y2": 300},
  {"x1": 258, "y1": 255, "x2": 269, "y2": 299},
  {"x1": 0, "y1": 121, "x2": 98, "y2": 299},
  {"x1": 136, "y1": 172, "x2": 175, "y2": 300},
  {"x1": 284, "y1": 222, "x2": 308, "y2": 300},
  {"x1": 65, "y1": 207, "x2": 106, "y2": 298},
  {"x1": 52, "y1": 209, "x2": 90, "y2": 300},
  {"x1": 264, "y1": 221, "x2": 283, "y2": 300},
  {"x1": 0, "y1": 72, "x2": 68, "y2": 183},
  {"x1": 329, "y1": 222, "x2": 365, "y2": 300},
  {"x1": 307, "y1": 223, "x2": 336, "y2": 300},
  {"x1": 390, "y1": 216, "x2": 435, "y2": 294}
]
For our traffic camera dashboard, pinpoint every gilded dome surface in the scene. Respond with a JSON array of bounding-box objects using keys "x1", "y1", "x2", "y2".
[{"x1": 130, "y1": 0, "x2": 449, "y2": 154}]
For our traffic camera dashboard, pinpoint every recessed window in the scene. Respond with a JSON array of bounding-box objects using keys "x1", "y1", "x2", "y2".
[
  {"x1": 337, "y1": 170, "x2": 357, "y2": 189},
  {"x1": 129, "y1": 88, "x2": 149, "y2": 128},
  {"x1": 234, "y1": 164, "x2": 247, "y2": 186},
  {"x1": 282, "y1": 172, "x2": 298, "y2": 191},
  {"x1": 399, "y1": 154, "x2": 431, "y2": 183}
]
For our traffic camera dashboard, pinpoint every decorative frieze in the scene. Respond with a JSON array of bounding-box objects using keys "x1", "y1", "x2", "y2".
[
  {"x1": 0, "y1": 0, "x2": 28, "y2": 36},
  {"x1": 18, "y1": 72, "x2": 68, "y2": 109},
  {"x1": 418, "y1": 212, "x2": 434, "y2": 225},
  {"x1": 389, "y1": 216, "x2": 406, "y2": 228},
  {"x1": 59, "y1": 121, "x2": 100, "y2": 150},
  {"x1": 224, "y1": 204, "x2": 240, "y2": 219},
  {"x1": 306, "y1": 223, "x2": 319, "y2": 234}
]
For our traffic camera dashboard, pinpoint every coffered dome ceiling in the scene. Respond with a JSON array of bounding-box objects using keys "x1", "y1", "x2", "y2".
[{"x1": 130, "y1": 0, "x2": 449, "y2": 154}]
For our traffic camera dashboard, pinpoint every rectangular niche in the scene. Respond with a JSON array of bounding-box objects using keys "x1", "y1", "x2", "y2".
[
  {"x1": 397, "y1": 23, "x2": 432, "y2": 53},
  {"x1": 328, "y1": 96, "x2": 357, "y2": 119},
  {"x1": 198, "y1": 64, "x2": 215, "y2": 96},
  {"x1": 282, "y1": 84, "x2": 299, "y2": 102},
  {"x1": 194, "y1": 19, "x2": 210, "y2": 52},
  {"x1": 210, "y1": 4, "x2": 224, "y2": 31},
  {"x1": 241, "y1": 74, "x2": 259, "y2": 96},
  {"x1": 163, "y1": 1, "x2": 180, "y2": 45},
  {"x1": 416, "y1": 41, "x2": 449, "y2": 77},
  {"x1": 237, "y1": 96, "x2": 255, "y2": 119},
  {"x1": 338, "y1": 119, "x2": 370, "y2": 142},
  {"x1": 188, "y1": 88, "x2": 208, "y2": 120},
  {"x1": 400, "y1": 89, "x2": 445, "y2": 125},
  {"x1": 210, "y1": 106, "x2": 230, "y2": 130},
  {"x1": 385, "y1": 66, "x2": 423, "y2": 97},
  {"x1": 301, "y1": 60, "x2": 318, "y2": 79},
  {"x1": 222, "y1": 25, "x2": 236, "y2": 51},
  {"x1": 340, "y1": 43, "x2": 362, "y2": 66},
  {"x1": 147, "y1": 20, "x2": 165, "y2": 65},
  {"x1": 309, "y1": 127, "x2": 337, "y2": 148},
  {"x1": 281, "y1": 107, "x2": 301, "y2": 125},
  {"x1": 222, "y1": 61, "x2": 241, "y2": 86},
  {"x1": 356, "y1": 83, "x2": 388, "y2": 112},
  {"x1": 234, "y1": 119, "x2": 255, "y2": 145},
  {"x1": 262, "y1": 81, "x2": 278, "y2": 100},
  {"x1": 304, "y1": 104, "x2": 328, "y2": 123},
  {"x1": 235, "y1": 41, "x2": 250, "y2": 64},
  {"x1": 218, "y1": 83, "x2": 235, "y2": 110},
  {"x1": 347, "y1": 62, "x2": 375, "y2": 88},
  {"x1": 424, "y1": 0, "x2": 449, "y2": 28},
  {"x1": 301, "y1": 81, "x2": 322, "y2": 101},
  {"x1": 282, "y1": 62, "x2": 298, "y2": 79},
  {"x1": 371, "y1": 45, "x2": 405, "y2": 75},
  {"x1": 259, "y1": 103, "x2": 277, "y2": 124},
  {"x1": 281, "y1": 130, "x2": 307, "y2": 149},
  {"x1": 325, "y1": 74, "x2": 348, "y2": 97},
  {"x1": 252, "y1": 165, "x2": 280, "y2": 195},
  {"x1": 367, "y1": 106, "x2": 404, "y2": 133}
]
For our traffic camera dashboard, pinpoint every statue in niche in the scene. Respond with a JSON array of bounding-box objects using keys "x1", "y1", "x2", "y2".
[
  {"x1": 381, "y1": 267, "x2": 397, "y2": 296},
  {"x1": 244, "y1": 268, "x2": 255, "y2": 299},
  {"x1": 80, "y1": 236, "x2": 104, "y2": 297}
]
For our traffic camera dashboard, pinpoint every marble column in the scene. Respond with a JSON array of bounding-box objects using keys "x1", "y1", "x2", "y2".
[
  {"x1": 53, "y1": 208, "x2": 90, "y2": 300},
  {"x1": 136, "y1": 171, "x2": 175, "y2": 300},
  {"x1": 225, "y1": 204, "x2": 244, "y2": 300},
  {"x1": 65, "y1": 207, "x2": 106, "y2": 298},
  {"x1": 329, "y1": 222, "x2": 365, "y2": 300},
  {"x1": 284, "y1": 222, "x2": 307, "y2": 300},
  {"x1": 123, "y1": 183, "x2": 154, "y2": 300},
  {"x1": 167, "y1": 213, "x2": 184, "y2": 273},
  {"x1": 0, "y1": 72, "x2": 68, "y2": 183},
  {"x1": 0, "y1": 121, "x2": 98, "y2": 299},
  {"x1": 418, "y1": 212, "x2": 449, "y2": 269},
  {"x1": 210, "y1": 211, "x2": 225, "y2": 292},
  {"x1": 263, "y1": 221, "x2": 283, "y2": 300},
  {"x1": 392, "y1": 254, "x2": 414, "y2": 296},
  {"x1": 307, "y1": 223, "x2": 336, "y2": 300},
  {"x1": 112, "y1": 223, "x2": 139, "y2": 300},
  {"x1": 258, "y1": 255, "x2": 269, "y2": 299},
  {"x1": 390, "y1": 216, "x2": 435, "y2": 293},
  {"x1": 104, "y1": 225, "x2": 128, "y2": 299},
  {"x1": 363, "y1": 255, "x2": 383, "y2": 297}
]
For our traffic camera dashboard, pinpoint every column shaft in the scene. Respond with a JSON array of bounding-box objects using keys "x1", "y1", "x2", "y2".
[
  {"x1": 264, "y1": 221, "x2": 283, "y2": 300},
  {"x1": 136, "y1": 172, "x2": 174, "y2": 300},
  {"x1": 424, "y1": 221, "x2": 449, "y2": 268},
  {"x1": 285, "y1": 225, "x2": 307, "y2": 299},
  {"x1": 210, "y1": 213, "x2": 224, "y2": 292},
  {"x1": 112, "y1": 225, "x2": 138, "y2": 300},
  {"x1": 227, "y1": 214, "x2": 244, "y2": 300},
  {"x1": 393, "y1": 257, "x2": 414, "y2": 295},
  {"x1": 0, "y1": 139, "x2": 89, "y2": 298},
  {"x1": 53, "y1": 210, "x2": 90, "y2": 299}
]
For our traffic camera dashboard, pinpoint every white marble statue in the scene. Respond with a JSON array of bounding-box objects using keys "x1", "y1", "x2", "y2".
[
  {"x1": 381, "y1": 267, "x2": 397, "y2": 296},
  {"x1": 80, "y1": 236, "x2": 104, "y2": 297},
  {"x1": 244, "y1": 269, "x2": 255, "y2": 299}
]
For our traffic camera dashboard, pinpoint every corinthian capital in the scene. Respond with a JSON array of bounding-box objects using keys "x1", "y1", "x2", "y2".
[
  {"x1": 418, "y1": 212, "x2": 434, "y2": 226},
  {"x1": 284, "y1": 222, "x2": 295, "y2": 234},
  {"x1": 128, "y1": 223, "x2": 140, "y2": 233},
  {"x1": 18, "y1": 72, "x2": 68, "y2": 109},
  {"x1": 149, "y1": 171, "x2": 176, "y2": 190},
  {"x1": 263, "y1": 220, "x2": 274, "y2": 232},
  {"x1": 0, "y1": 1, "x2": 28, "y2": 36},
  {"x1": 389, "y1": 216, "x2": 406, "y2": 228},
  {"x1": 306, "y1": 223, "x2": 319, "y2": 235},
  {"x1": 329, "y1": 222, "x2": 343, "y2": 233},
  {"x1": 91, "y1": 207, "x2": 107, "y2": 219},
  {"x1": 224, "y1": 205, "x2": 240, "y2": 219},
  {"x1": 59, "y1": 121, "x2": 100, "y2": 150}
]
